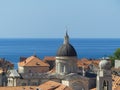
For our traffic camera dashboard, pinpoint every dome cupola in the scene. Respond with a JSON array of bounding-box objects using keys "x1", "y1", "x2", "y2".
[
  {"x1": 56, "y1": 31, "x2": 77, "y2": 57},
  {"x1": 99, "y1": 59, "x2": 111, "y2": 70}
]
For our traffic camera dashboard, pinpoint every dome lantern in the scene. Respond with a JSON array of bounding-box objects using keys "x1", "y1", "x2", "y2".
[
  {"x1": 99, "y1": 60, "x2": 111, "y2": 70},
  {"x1": 56, "y1": 31, "x2": 77, "y2": 57},
  {"x1": 64, "y1": 31, "x2": 69, "y2": 44}
]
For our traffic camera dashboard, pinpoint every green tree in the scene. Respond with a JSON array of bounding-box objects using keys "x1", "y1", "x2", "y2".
[
  {"x1": 109, "y1": 48, "x2": 120, "y2": 67},
  {"x1": 114, "y1": 48, "x2": 120, "y2": 59},
  {"x1": 109, "y1": 56, "x2": 116, "y2": 67}
]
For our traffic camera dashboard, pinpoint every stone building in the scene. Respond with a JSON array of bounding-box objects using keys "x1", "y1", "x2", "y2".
[
  {"x1": 0, "y1": 69, "x2": 7, "y2": 86},
  {"x1": 18, "y1": 55, "x2": 49, "y2": 73},
  {"x1": 115, "y1": 60, "x2": 120, "y2": 68},
  {"x1": 7, "y1": 70, "x2": 20, "y2": 86},
  {"x1": 0, "y1": 80, "x2": 72, "y2": 90},
  {"x1": 97, "y1": 59, "x2": 112, "y2": 90},
  {"x1": 54, "y1": 32, "x2": 97, "y2": 90},
  {"x1": 7, "y1": 56, "x2": 50, "y2": 86}
]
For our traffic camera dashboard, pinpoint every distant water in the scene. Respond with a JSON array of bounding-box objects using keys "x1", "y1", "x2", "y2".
[{"x1": 0, "y1": 38, "x2": 120, "y2": 68}]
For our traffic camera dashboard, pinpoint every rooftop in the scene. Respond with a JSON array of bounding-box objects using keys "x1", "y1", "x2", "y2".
[
  {"x1": 43, "y1": 56, "x2": 56, "y2": 61},
  {"x1": 0, "y1": 86, "x2": 36, "y2": 90},
  {"x1": 38, "y1": 80, "x2": 72, "y2": 90},
  {"x1": 7, "y1": 70, "x2": 20, "y2": 78},
  {"x1": 18, "y1": 56, "x2": 49, "y2": 67},
  {"x1": 77, "y1": 58, "x2": 100, "y2": 69},
  {"x1": 0, "y1": 81, "x2": 72, "y2": 90}
]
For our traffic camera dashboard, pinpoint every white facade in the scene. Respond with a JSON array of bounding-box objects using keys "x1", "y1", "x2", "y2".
[
  {"x1": 18, "y1": 66, "x2": 24, "y2": 73},
  {"x1": 56, "y1": 56, "x2": 77, "y2": 75},
  {"x1": 115, "y1": 60, "x2": 120, "y2": 68},
  {"x1": 97, "y1": 60, "x2": 112, "y2": 90}
]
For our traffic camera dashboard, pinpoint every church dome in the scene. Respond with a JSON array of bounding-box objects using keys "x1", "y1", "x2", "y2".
[
  {"x1": 99, "y1": 59, "x2": 111, "y2": 70},
  {"x1": 56, "y1": 32, "x2": 77, "y2": 57},
  {"x1": 57, "y1": 43, "x2": 77, "y2": 56}
]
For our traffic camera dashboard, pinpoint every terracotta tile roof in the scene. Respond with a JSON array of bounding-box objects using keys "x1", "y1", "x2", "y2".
[
  {"x1": 43, "y1": 56, "x2": 56, "y2": 61},
  {"x1": 0, "y1": 86, "x2": 36, "y2": 90},
  {"x1": 114, "y1": 86, "x2": 120, "y2": 90},
  {"x1": 38, "y1": 81, "x2": 72, "y2": 90},
  {"x1": 48, "y1": 58, "x2": 100, "y2": 73},
  {"x1": 18, "y1": 56, "x2": 49, "y2": 67},
  {"x1": 112, "y1": 74, "x2": 120, "y2": 90},
  {"x1": 0, "y1": 83, "x2": 72, "y2": 90},
  {"x1": 55, "y1": 84, "x2": 72, "y2": 90},
  {"x1": 90, "y1": 88, "x2": 96, "y2": 90},
  {"x1": 77, "y1": 58, "x2": 100, "y2": 69}
]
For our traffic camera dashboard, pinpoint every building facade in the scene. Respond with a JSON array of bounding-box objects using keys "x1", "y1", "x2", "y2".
[
  {"x1": 7, "y1": 56, "x2": 50, "y2": 86},
  {"x1": 97, "y1": 60, "x2": 112, "y2": 90}
]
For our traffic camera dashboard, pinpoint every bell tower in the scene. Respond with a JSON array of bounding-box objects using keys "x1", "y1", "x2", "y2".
[{"x1": 97, "y1": 59, "x2": 112, "y2": 90}]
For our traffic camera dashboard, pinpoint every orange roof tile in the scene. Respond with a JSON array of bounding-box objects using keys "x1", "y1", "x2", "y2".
[
  {"x1": 77, "y1": 58, "x2": 100, "y2": 69},
  {"x1": 43, "y1": 56, "x2": 55, "y2": 61},
  {"x1": 55, "y1": 84, "x2": 72, "y2": 90},
  {"x1": 90, "y1": 88, "x2": 96, "y2": 90},
  {"x1": 18, "y1": 56, "x2": 49, "y2": 67},
  {"x1": 114, "y1": 86, "x2": 120, "y2": 90},
  {"x1": 38, "y1": 81, "x2": 60, "y2": 90},
  {"x1": 0, "y1": 86, "x2": 36, "y2": 90},
  {"x1": 112, "y1": 74, "x2": 120, "y2": 89},
  {"x1": 38, "y1": 81, "x2": 72, "y2": 90}
]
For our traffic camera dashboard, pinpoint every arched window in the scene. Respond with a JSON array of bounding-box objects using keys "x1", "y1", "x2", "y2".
[
  {"x1": 72, "y1": 81, "x2": 85, "y2": 90},
  {"x1": 64, "y1": 65, "x2": 66, "y2": 73},
  {"x1": 103, "y1": 80, "x2": 109, "y2": 90},
  {"x1": 61, "y1": 64, "x2": 64, "y2": 73}
]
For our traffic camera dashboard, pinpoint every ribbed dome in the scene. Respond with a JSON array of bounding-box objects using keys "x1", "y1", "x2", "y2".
[
  {"x1": 99, "y1": 60, "x2": 111, "y2": 70},
  {"x1": 57, "y1": 43, "x2": 77, "y2": 56},
  {"x1": 56, "y1": 31, "x2": 77, "y2": 57}
]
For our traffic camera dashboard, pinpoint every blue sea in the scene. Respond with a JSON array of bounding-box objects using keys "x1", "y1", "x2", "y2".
[{"x1": 0, "y1": 38, "x2": 120, "y2": 68}]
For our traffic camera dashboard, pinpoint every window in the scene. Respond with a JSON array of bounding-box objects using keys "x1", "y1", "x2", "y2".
[
  {"x1": 103, "y1": 80, "x2": 109, "y2": 90},
  {"x1": 22, "y1": 83, "x2": 26, "y2": 86},
  {"x1": 29, "y1": 70, "x2": 31, "y2": 73},
  {"x1": 32, "y1": 82, "x2": 38, "y2": 86}
]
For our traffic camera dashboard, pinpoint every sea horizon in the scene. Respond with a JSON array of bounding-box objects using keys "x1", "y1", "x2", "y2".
[
  {"x1": 0, "y1": 38, "x2": 120, "y2": 68},
  {"x1": 1, "y1": 37, "x2": 120, "y2": 39}
]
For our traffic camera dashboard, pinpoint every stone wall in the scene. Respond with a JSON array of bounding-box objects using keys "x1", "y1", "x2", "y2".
[
  {"x1": 115, "y1": 60, "x2": 120, "y2": 68},
  {"x1": 18, "y1": 66, "x2": 49, "y2": 73}
]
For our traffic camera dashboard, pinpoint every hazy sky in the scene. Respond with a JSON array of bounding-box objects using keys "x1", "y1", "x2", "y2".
[{"x1": 0, "y1": 0, "x2": 120, "y2": 38}]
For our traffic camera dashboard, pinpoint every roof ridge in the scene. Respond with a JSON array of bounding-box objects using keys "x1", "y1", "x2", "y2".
[
  {"x1": 25, "y1": 56, "x2": 49, "y2": 66},
  {"x1": 25, "y1": 56, "x2": 35, "y2": 66},
  {"x1": 19, "y1": 56, "x2": 49, "y2": 67}
]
